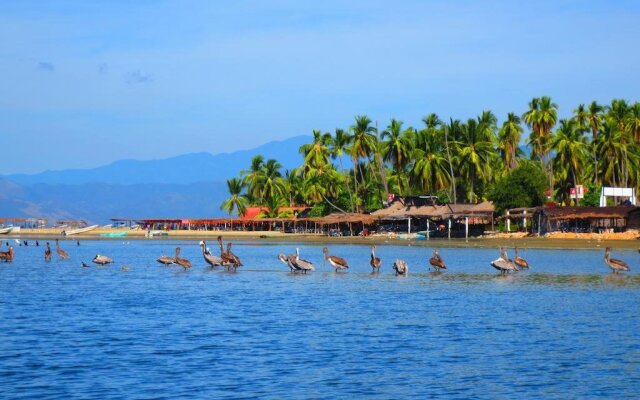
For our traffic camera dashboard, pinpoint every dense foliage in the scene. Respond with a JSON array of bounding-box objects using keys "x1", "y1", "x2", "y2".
[
  {"x1": 221, "y1": 98, "x2": 640, "y2": 216},
  {"x1": 489, "y1": 161, "x2": 547, "y2": 215}
]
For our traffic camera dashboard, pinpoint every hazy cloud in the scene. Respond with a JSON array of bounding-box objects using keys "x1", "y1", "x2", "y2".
[
  {"x1": 37, "y1": 61, "x2": 55, "y2": 72},
  {"x1": 125, "y1": 70, "x2": 152, "y2": 84}
]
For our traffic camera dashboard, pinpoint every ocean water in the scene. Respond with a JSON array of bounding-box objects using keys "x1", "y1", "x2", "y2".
[{"x1": 1, "y1": 239, "x2": 639, "y2": 399}]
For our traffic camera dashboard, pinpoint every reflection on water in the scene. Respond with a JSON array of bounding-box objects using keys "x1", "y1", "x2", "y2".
[{"x1": 0, "y1": 240, "x2": 639, "y2": 399}]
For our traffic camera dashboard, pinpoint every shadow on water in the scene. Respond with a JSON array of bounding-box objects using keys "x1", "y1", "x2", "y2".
[{"x1": 428, "y1": 272, "x2": 640, "y2": 287}]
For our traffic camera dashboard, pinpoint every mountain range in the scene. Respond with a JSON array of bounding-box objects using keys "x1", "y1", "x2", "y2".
[{"x1": 0, "y1": 136, "x2": 309, "y2": 223}]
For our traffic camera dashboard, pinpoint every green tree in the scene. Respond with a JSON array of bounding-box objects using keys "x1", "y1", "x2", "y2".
[
  {"x1": 552, "y1": 119, "x2": 589, "y2": 205},
  {"x1": 488, "y1": 161, "x2": 547, "y2": 215},
  {"x1": 498, "y1": 112, "x2": 523, "y2": 171},
  {"x1": 220, "y1": 178, "x2": 248, "y2": 217}
]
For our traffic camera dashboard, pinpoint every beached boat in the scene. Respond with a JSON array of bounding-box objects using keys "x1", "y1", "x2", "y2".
[
  {"x1": 146, "y1": 230, "x2": 169, "y2": 238},
  {"x1": 100, "y1": 232, "x2": 128, "y2": 238},
  {"x1": 62, "y1": 225, "x2": 99, "y2": 236},
  {"x1": 0, "y1": 226, "x2": 20, "y2": 234}
]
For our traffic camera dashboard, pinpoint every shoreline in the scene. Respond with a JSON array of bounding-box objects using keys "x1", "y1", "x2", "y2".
[{"x1": 4, "y1": 228, "x2": 640, "y2": 250}]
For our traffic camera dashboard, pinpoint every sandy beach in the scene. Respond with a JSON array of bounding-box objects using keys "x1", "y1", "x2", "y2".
[{"x1": 8, "y1": 227, "x2": 640, "y2": 250}]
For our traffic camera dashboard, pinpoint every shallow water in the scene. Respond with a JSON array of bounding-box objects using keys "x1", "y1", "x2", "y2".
[{"x1": 1, "y1": 240, "x2": 639, "y2": 399}]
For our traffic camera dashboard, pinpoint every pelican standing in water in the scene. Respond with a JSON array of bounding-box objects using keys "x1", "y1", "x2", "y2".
[
  {"x1": 294, "y1": 248, "x2": 315, "y2": 273},
  {"x1": 200, "y1": 240, "x2": 223, "y2": 267},
  {"x1": 173, "y1": 247, "x2": 192, "y2": 270},
  {"x1": 218, "y1": 236, "x2": 239, "y2": 269},
  {"x1": 278, "y1": 253, "x2": 299, "y2": 272},
  {"x1": 55, "y1": 239, "x2": 70, "y2": 260},
  {"x1": 226, "y1": 243, "x2": 243, "y2": 267},
  {"x1": 513, "y1": 246, "x2": 529, "y2": 269},
  {"x1": 490, "y1": 246, "x2": 518, "y2": 274},
  {"x1": 370, "y1": 245, "x2": 381, "y2": 271},
  {"x1": 393, "y1": 259, "x2": 408, "y2": 275},
  {"x1": 604, "y1": 247, "x2": 630, "y2": 273},
  {"x1": 92, "y1": 254, "x2": 113, "y2": 265},
  {"x1": 0, "y1": 245, "x2": 14, "y2": 262},
  {"x1": 44, "y1": 242, "x2": 52, "y2": 261},
  {"x1": 157, "y1": 254, "x2": 175, "y2": 265},
  {"x1": 429, "y1": 249, "x2": 447, "y2": 271},
  {"x1": 323, "y1": 247, "x2": 349, "y2": 271}
]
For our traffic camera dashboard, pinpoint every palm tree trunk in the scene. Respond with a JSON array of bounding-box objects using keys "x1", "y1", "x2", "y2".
[
  {"x1": 444, "y1": 125, "x2": 457, "y2": 203},
  {"x1": 572, "y1": 167, "x2": 580, "y2": 206},
  {"x1": 321, "y1": 194, "x2": 348, "y2": 213}
]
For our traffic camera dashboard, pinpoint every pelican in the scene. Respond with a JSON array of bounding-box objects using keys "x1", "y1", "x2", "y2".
[
  {"x1": 44, "y1": 242, "x2": 52, "y2": 261},
  {"x1": 226, "y1": 243, "x2": 243, "y2": 267},
  {"x1": 429, "y1": 249, "x2": 447, "y2": 271},
  {"x1": 604, "y1": 247, "x2": 630, "y2": 273},
  {"x1": 0, "y1": 245, "x2": 14, "y2": 262},
  {"x1": 278, "y1": 253, "x2": 300, "y2": 272},
  {"x1": 218, "y1": 236, "x2": 239, "y2": 269},
  {"x1": 393, "y1": 259, "x2": 408, "y2": 275},
  {"x1": 92, "y1": 254, "x2": 113, "y2": 265},
  {"x1": 157, "y1": 254, "x2": 175, "y2": 265},
  {"x1": 370, "y1": 245, "x2": 381, "y2": 271},
  {"x1": 323, "y1": 247, "x2": 349, "y2": 271},
  {"x1": 55, "y1": 239, "x2": 70, "y2": 260},
  {"x1": 294, "y1": 248, "x2": 315, "y2": 273},
  {"x1": 490, "y1": 246, "x2": 518, "y2": 274},
  {"x1": 173, "y1": 247, "x2": 192, "y2": 270},
  {"x1": 513, "y1": 246, "x2": 529, "y2": 269},
  {"x1": 200, "y1": 240, "x2": 223, "y2": 267}
]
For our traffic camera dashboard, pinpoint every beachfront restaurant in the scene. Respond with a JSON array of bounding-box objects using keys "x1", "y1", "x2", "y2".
[
  {"x1": 370, "y1": 196, "x2": 495, "y2": 238},
  {"x1": 535, "y1": 206, "x2": 637, "y2": 234}
]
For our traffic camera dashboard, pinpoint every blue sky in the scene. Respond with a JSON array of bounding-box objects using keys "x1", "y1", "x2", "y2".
[{"x1": 1, "y1": 0, "x2": 639, "y2": 174}]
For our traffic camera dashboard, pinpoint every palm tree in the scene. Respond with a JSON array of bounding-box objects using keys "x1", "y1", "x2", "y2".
[
  {"x1": 409, "y1": 131, "x2": 451, "y2": 194},
  {"x1": 381, "y1": 119, "x2": 413, "y2": 172},
  {"x1": 221, "y1": 178, "x2": 248, "y2": 217},
  {"x1": 455, "y1": 118, "x2": 494, "y2": 202},
  {"x1": 300, "y1": 129, "x2": 332, "y2": 177},
  {"x1": 552, "y1": 119, "x2": 589, "y2": 205},
  {"x1": 258, "y1": 159, "x2": 286, "y2": 203},
  {"x1": 498, "y1": 113, "x2": 523, "y2": 170},
  {"x1": 350, "y1": 115, "x2": 379, "y2": 209},
  {"x1": 627, "y1": 102, "x2": 640, "y2": 144},
  {"x1": 524, "y1": 96, "x2": 558, "y2": 198},
  {"x1": 241, "y1": 155, "x2": 264, "y2": 203},
  {"x1": 588, "y1": 101, "x2": 604, "y2": 183},
  {"x1": 330, "y1": 128, "x2": 354, "y2": 211}
]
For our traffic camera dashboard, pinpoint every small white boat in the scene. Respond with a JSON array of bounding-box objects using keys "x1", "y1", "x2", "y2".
[
  {"x1": 0, "y1": 226, "x2": 20, "y2": 234},
  {"x1": 63, "y1": 225, "x2": 99, "y2": 236}
]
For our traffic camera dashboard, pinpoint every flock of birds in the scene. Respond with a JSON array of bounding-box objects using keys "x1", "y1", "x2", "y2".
[{"x1": 0, "y1": 237, "x2": 633, "y2": 274}]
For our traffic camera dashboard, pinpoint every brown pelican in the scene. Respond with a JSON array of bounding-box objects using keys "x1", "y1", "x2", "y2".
[
  {"x1": 44, "y1": 242, "x2": 52, "y2": 261},
  {"x1": 429, "y1": 249, "x2": 447, "y2": 271},
  {"x1": 604, "y1": 247, "x2": 630, "y2": 273},
  {"x1": 218, "y1": 236, "x2": 240, "y2": 269},
  {"x1": 200, "y1": 240, "x2": 223, "y2": 267},
  {"x1": 157, "y1": 254, "x2": 175, "y2": 265},
  {"x1": 0, "y1": 245, "x2": 14, "y2": 262},
  {"x1": 323, "y1": 247, "x2": 349, "y2": 271},
  {"x1": 278, "y1": 253, "x2": 299, "y2": 272},
  {"x1": 294, "y1": 248, "x2": 315, "y2": 273},
  {"x1": 173, "y1": 247, "x2": 192, "y2": 270},
  {"x1": 490, "y1": 246, "x2": 518, "y2": 273},
  {"x1": 55, "y1": 239, "x2": 70, "y2": 260},
  {"x1": 513, "y1": 246, "x2": 529, "y2": 269},
  {"x1": 393, "y1": 259, "x2": 408, "y2": 275},
  {"x1": 92, "y1": 254, "x2": 113, "y2": 265},
  {"x1": 370, "y1": 245, "x2": 381, "y2": 271},
  {"x1": 226, "y1": 243, "x2": 243, "y2": 267}
]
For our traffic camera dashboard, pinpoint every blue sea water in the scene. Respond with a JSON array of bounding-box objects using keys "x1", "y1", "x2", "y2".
[{"x1": 1, "y1": 239, "x2": 639, "y2": 399}]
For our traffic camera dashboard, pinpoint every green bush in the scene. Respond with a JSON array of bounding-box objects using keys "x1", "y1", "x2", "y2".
[{"x1": 489, "y1": 161, "x2": 547, "y2": 215}]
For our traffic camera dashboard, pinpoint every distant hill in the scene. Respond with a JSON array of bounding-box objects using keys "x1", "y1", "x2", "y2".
[
  {"x1": 0, "y1": 135, "x2": 310, "y2": 223},
  {"x1": 5, "y1": 135, "x2": 310, "y2": 185}
]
